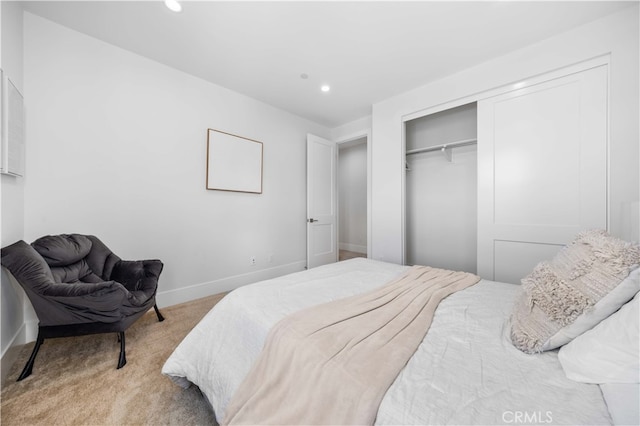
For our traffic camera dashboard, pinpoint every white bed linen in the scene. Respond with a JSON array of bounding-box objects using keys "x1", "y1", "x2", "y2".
[
  {"x1": 600, "y1": 383, "x2": 640, "y2": 425},
  {"x1": 162, "y1": 258, "x2": 612, "y2": 425}
]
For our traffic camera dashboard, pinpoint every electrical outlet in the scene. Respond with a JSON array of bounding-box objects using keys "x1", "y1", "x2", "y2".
[
  {"x1": 249, "y1": 256, "x2": 256, "y2": 265},
  {"x1": 267, "y1": 253, "x2": 274, "y2": 263}
]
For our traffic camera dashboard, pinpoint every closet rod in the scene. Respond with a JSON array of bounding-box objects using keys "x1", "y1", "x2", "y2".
[{"x1": 405, "y1": 138, "x2": 477, "y2": 156}]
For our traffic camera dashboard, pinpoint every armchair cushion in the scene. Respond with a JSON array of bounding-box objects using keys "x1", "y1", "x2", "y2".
[
  {"x1": 31, "y1": 234, "x2": 92, "y2": 267},
  {"x1": 2, "y1": 240, "x2": 55, "y2": 290},
  {"x1": 85, "y1": 235, "x2": 121, "y2": 280},
  {"x1": 112, "y1": 259, "x2": 162, "y2": 294},
  {"x1": 32, "y1": 235, "x2": 103, "y2": 283}
]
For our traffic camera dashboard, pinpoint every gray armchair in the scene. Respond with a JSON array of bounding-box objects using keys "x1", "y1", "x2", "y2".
[{"x1": 1, "y1": 234, "x2": 164, "y2": 381}]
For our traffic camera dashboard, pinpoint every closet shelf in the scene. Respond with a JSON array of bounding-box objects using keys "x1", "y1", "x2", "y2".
[{"x1": 405, "y1": 138, "x2": 477, "y2": 156}]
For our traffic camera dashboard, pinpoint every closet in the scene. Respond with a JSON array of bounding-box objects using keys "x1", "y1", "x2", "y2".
[
  {"x1": 405, "y1": 103, "x2": 478, "y2": 273},
  {"x1": 403, "y1": 60, "x2": 608, "y2": 284}
]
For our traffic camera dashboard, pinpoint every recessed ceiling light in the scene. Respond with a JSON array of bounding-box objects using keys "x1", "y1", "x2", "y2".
[
  {"x1": 321, "y1": 85, "x2": 330, "y2": 92},
  {"x1": 165, "y1": 0, "x2": 182, "y2": 13}
]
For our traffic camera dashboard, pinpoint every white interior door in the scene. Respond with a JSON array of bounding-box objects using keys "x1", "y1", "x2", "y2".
[
  {"x1": 477, "y1": 64, "x2": 608, "y2": 283},
  {"x1": 307, "y1": 134, "x2": 337, "y2": 268}
]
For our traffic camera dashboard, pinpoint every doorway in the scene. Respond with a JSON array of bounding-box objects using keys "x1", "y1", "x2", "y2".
[{"x1": 338, "y1": 137, "x2": 368, "y2": 261}]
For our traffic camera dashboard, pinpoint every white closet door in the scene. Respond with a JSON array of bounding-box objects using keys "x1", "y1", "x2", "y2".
[{"x1": 477, "y1": 65, "x2": 608, "y2": 283}]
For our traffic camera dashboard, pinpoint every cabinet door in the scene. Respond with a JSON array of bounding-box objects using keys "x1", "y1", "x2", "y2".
[{"x1": 477, "y1": 65, "x2": 608, "y2": 283}]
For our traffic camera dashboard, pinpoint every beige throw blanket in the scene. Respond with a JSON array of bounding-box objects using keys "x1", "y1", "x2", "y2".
[{"x1": 223, "y1": 266, "x2": 480, "y2": 425}]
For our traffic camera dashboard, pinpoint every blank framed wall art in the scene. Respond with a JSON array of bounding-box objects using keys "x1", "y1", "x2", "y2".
[
  {"x1": 1, "y1": 72, "x2": 25, "y2": 176},
  {"x1": 206, "y1": 129, "x2": 263, "y2": 194}
]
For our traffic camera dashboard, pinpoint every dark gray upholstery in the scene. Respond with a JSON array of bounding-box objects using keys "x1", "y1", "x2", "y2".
[{"x1": 1, "y1": 234, "x2": 164, "y2": 380}]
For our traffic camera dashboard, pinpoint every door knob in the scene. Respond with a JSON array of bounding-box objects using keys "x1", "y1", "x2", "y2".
[{"x1": 308, "y1": 218, "x2": 318, "y2": 223}]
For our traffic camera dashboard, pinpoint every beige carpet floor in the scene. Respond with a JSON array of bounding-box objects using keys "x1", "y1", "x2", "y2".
[
  {"x1": 338, "y1": 250, "x2": 366, "y2": 262},
  {"x1": 1, "y1": 293, "x2": 226, "y2": 425}
]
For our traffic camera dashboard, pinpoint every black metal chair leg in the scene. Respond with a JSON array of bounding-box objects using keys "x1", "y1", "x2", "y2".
[
  {"x1": 153, "y1": 304, "x2": 165, "y2": 322},
  {"x1": 17, "y1": 334, "x2": 44, "y2": 381},
  {"x1": 117, "y1": 331, "x2": 126, "y2": 369}
]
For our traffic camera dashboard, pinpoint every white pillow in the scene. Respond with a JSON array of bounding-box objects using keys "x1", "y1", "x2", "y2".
[{"x1": 558, "y1": 291, "x2": 640, "y2": 384}]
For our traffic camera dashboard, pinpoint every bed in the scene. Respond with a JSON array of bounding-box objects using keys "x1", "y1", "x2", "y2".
[{"x1": 162, "y1": 253, "x2": 636, "y2": 425}]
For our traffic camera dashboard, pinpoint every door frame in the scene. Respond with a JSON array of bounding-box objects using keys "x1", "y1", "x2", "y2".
[{"x1": 401, "y1": 98, "x2": 480, "y2": 266}]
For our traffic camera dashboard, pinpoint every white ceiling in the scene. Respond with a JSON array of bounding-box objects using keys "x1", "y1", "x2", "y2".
[{"x1": 23, "y1": 1, "x2": 634, "y2": 128}]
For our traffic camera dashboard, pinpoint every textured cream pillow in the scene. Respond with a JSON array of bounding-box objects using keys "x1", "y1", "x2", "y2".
[
  {"x1": 542, "y1": 266, "x2": 639, "y2": 351},
  {"x1": 510, "y1": 229, "x2": 640, "y2": 354}
]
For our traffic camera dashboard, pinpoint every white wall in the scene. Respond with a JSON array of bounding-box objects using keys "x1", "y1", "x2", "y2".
[
  {"x1": 371, "y1": 6, "x2": 640, "y2": 264},
  {"x1": 0, "y1": 1, "x2": 26, "y2": 381},
  {"x1": 331, "y1": 116, "x2": 372, "y2": 143},
  {"x1": 22, "y1": 13, "x2": 330, "y2": 315},
  {"x1": 338, "y1": 140, "x2": 367, "y2": 254}
]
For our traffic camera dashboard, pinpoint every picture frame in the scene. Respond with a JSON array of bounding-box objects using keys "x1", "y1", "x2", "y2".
[
  {"x1": 1, "y1": 71, "x2": 25, "y2": 177},
  {"x1": 206, "y1": 128, "x2": 263, "y2": 194}
]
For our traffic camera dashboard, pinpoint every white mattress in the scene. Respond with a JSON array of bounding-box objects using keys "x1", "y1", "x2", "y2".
[{"x1": 162, "y1": 258, "x2": 612, "y2": 424}]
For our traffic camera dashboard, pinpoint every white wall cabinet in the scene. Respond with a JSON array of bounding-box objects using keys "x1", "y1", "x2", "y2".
[{"x1": 477, "y1": 64, "x2": 608, "y2": 283}]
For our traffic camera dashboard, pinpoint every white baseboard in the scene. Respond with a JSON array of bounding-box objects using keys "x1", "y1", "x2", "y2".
[
  {"x1": 1, "y1": 322, "x2": 28, "y2": 386},
  {"x1": 155, "y1": 260, "x2": 307, "y2": 308},
  {"x1": 339, "y1": 243, "x2": 367, "y2": 254}
]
